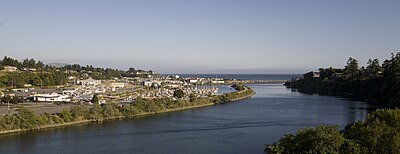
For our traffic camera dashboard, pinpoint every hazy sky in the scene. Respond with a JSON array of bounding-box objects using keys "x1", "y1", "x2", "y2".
[{"x1": 0, "y1": 0, "x2": 399, "y2": 74}]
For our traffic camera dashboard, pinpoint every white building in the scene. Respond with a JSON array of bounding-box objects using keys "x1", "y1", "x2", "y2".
[
  {"x1": 142, "y1": 80, "x2": 153, "y2": 87},
  {"x1": 111, "y1": 82, "x2": 125, "y2": 88},
  {"x1": 3, "y1": 66, "x2": 17, "y2": 72},
  {"x1": 62, "y1": 90, "x2": 76, "y2": 95},
  {"x1": 189, "y1": 78, "x2": 199, "y2": 84},
  {"x1": 31, "y1": 93, "x2": 71, "y2": 102},
  {"x1": 78, "y1": 78, "x2": 101, "y2": 86},
  {"x1": 12, "y1": 89, "x2": 29, "y2": 92},
  {"x1": 211, "y1": 80, "x2": 225, "y2": 84}
]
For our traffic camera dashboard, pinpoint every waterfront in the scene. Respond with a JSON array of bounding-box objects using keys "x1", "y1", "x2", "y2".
[{"x1": 0, "y1": 84, "x2": 369, "y2": 154}]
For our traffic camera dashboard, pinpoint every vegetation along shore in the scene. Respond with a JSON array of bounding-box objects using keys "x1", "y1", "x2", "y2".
[
  {"x1": 0, "y1": 84, "x2": 255, "y2": 135},
  {"x1": 266, "y1": 53, "x2": 400, "y2": 153}
]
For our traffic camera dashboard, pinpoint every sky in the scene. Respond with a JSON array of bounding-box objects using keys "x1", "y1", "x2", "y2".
[{"x1": 0, "y1": 0, "x2": 399, "y2": 74}]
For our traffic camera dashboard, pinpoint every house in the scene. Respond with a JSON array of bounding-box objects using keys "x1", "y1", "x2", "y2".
[
  {"x1": 142, "y1": 80, "x2": 153, "y2": 87},
  {"x1": 313, "y1": 72, "x2": 320, "y2": 78},
  {"x1": 22, "y1": 68, "x2": 37, "y2": 71},
  {"x1": 11, "y1": 89, "x2": 29, "y2": 92},
  {"x1": 62, "y1": 89, "x2": 76, "y2": 96},
  {"x1": 211, "y1": 80, "x2": 225, "y2": 84},
  {"x1": 31, "y1": 93, "x2": 71, "y2": 102},
  {"x1": 188, "y1": 78, "x2": 199, "y2": 84},
  {"x1": 78, "y1": 78, "x2": 101, "y2": 86},
  {"x1": 3, "y1": 66, "x2": 17, "y2": 72},
  {"x1": 111, "y1": 82, "x2": 125, "y2": 88}
]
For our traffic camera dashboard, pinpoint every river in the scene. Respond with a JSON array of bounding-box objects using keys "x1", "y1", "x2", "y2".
[{"x1": 0, "y1": 84, "x2": 369, "y2": 154}]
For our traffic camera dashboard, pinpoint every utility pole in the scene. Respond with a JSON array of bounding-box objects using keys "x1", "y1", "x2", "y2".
[{"x1": 7, "y1": 99, "x2": 10, "y2": 115}]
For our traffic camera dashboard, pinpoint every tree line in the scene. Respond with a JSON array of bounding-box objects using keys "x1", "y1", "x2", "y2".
[
  {"x1": 0, "y1": 56, "x2": 153, "y2": 88},
  {"x1": 285, "y1": 52, "x2": 400, "y2": 107}
]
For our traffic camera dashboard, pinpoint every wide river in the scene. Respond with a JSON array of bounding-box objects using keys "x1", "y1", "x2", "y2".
[{"x1": 0, "y1": 84, "x2": 369, "y2": 154}]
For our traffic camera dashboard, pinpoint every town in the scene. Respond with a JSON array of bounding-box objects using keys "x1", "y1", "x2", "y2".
[{"x1": 0, "y1": 57, "x2": 238, "y2": 115}]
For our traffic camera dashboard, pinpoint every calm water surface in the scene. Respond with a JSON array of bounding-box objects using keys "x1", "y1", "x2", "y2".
[{"x1": 0, "y1": 84, "x2": 369, "y2": 154}]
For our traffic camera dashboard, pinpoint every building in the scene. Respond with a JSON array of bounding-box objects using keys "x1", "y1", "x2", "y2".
[
  {"x1": 188, "y1": 78, "x2": 199, "y2": 84},
  {"x1": 3, "y1": 66, "x2": 17, "y2": 72},
  {"x1": 211, "y1": 80, "x2": 225, "y2": 84},
  {"x1": 142, "y1": 80, "x2": 153, "y2": 87},
  {"x1": 62, "y1": 90, "x2": 76, "y2": 95},
  {"x1": 111, "y1": 82, "x2": 125, "y2": 88},
  {"x1": 31, "y1": 93, "x2": 71, "y2": 102},
  {"x1": 313, "y1": 72, "x2": 320, "y2": 78},
  {"x1": 11, "y1": 89, "x2": 29, "y2": 92},
  {"x1": 78, "y1": 78, "x2": 101, "y2": 86},
  {"x1": 22, "y1": 68, "x2": 37, "y2": 71}
]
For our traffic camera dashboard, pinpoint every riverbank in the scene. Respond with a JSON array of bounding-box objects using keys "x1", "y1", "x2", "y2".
[
  {"x1": 0, "y1": 85, "x2": 255, "y2": 135},
  {"x1": 0, "y1": 103, "x2": 216, "y2": 135}
]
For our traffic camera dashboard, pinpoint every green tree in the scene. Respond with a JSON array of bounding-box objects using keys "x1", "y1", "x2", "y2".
[
  {"x1": 101, "y1": 103, "x2": 122, "y2": 118},
  {"x1": 70, "y1": 106, "x2": 89, "y2": 120},
  {"x1": 365, "y1": 59, "x2": 382, "y2": 78},
  {"x1": 88, "y1": 105, "x2": 103, "y2": 120},
  {"x1": 265, "y1": 126, "x2": 346, "y2": 154},
  {"x1": 344, "y1": 57, "x2": 360, "y2": 79},
  {"x1": 59, "y1": 110, "x2": 74, "y2": 123},
  {"x1": 17, "y1": 107, "x2": 38, "y2": 129},
  {"x1": 173, "y1": 89, "x2": 185, "y2": 99},
  {"x1": 92, "y1": 94, "x2": 99, "y2": 104}
]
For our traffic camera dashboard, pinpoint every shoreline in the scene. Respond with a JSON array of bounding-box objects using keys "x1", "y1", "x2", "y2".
[{"x1": 0, "y1": 88, "x2": 255, "y2": 135}]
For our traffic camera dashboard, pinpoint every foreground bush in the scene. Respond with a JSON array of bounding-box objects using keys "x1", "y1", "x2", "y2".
[{"x1": 265, "y1": 108, "x2": 400, "y2": 154}]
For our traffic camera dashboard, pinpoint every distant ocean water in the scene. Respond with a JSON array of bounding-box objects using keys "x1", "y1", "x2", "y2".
[{"x1": 164, "y1": 74, "x2": 301, "y2": 80}]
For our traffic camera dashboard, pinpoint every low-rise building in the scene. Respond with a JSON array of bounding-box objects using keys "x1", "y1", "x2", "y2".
[
  {"x1": 111, "y1": 82, "x2": 125, "y2": 88},
  {"x1": 78, "y1": 78, "x2": 101, "y2": 86},
  {"x1": 3, "y1": 66, "x2": 17, "y2": 72},
  {"x1": 313, "y1": 72, "x2": 320, "y2": 78},
  {"x1": 188, "y1": 78, "x2": 199, "y2": 84},
  {"x1": 31, "y1": 93, "x2": 71, "y2": 102}
]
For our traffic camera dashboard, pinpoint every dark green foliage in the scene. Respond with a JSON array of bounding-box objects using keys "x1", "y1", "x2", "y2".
[
  {"x1": 91, "y1": 94, "x2": 99, "y2": 104},
  {"x1": 101, "y1": 103, "x2": 122, "y2": 118},
  {"x1": 266, "y1": 126, "x2": 346, "y2": 154},
  {"x1": 18, "y1": 107, "x2": 39, "y2": 129},
  {"x1": 266, "y1": 109, "x2": 400, "y2": 154},
  {"x1": 0, "y1": 56, "x2": 154, "y2": 87},
  {"x1": 285, "y1": 53, "x2": 400, "y2": 107},
  {"x1": 173, "y1": 89, "x2": 185, "y2": 99},
  {"x1": 0, "y1": 96, "x2": 23, "y2": 105},
  {"x1": 59, "y1": 110, "x2": 74, "y2": 123},
  {"x1": 70, "y1": 106, "x2": 89, "y2": 120},
  {"x1": 1, "y1": 56, "x2": 22, "y2": 68},
  {"x1": 231, "y1": 84, "x2": 245, "y2": 91},
  {"x1": 88, "y1": 105, "x2": 103, "y2": 120}
]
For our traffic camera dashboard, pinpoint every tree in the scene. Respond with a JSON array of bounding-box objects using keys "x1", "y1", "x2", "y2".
[
  {"x1": 365, "y1": 59, "x2": 382, "y2": 78},
  {"x1": 173, "y1": 89, "x2": 185, "y2": 99},
  {"x1": 17, "y1": 107, "x2": 38, "y2": 129},
  {"x1": 88, "y1": 105, "x2": 103, "y2": 120},
  {"x1": 344, "y1": 57, "x2": 360, "y2": 79},
  {"x1": 70, "y1": 106, "x2": 89, "y2": 120},
  {"x1": 382, "y1": 53, "x2": 400, "y2": 106},
  {"x1": 265, "y1": 126, "x2": 347, "y2": 154},
  {"x1": 127, "y1": 67, "x2": 136, "y2": 73},
  {"x1": 91, "y1": 94, "x2": 99, "y2": 104},
  {"x1": 102, "y1": 103, "x2": 121, "y2": 118}
]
